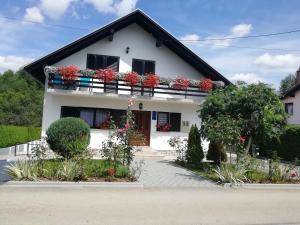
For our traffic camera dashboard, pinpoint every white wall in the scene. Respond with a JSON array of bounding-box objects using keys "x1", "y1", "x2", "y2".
[
  {"x1": 283, "y1": 90, "x2": 300, "y2": 125},
  {"x1": 54, "y1": 23, "x2": 204, "y2": 80},
  {"x1": 41, "y1": 94, "x2": 202, "y2": 150}
]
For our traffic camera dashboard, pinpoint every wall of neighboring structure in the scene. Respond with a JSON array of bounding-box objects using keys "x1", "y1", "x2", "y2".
[
  {"x1": 41, "y1": 93, "x2": 203, "y2": 150},
  {"x1": 282, "y1": 90, "x2": 300, "y2": 125},
  {"x1": 54, "y1": 23, "x2": 204, "y2": 80}
]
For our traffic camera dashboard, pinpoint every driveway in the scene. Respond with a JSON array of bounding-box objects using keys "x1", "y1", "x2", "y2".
[
  {"x1": 1, "y1": 187, "x2": 300, "y2": 225},
  {"x1": 137, "y1": 159, "x2": 216, "y2": 187}
]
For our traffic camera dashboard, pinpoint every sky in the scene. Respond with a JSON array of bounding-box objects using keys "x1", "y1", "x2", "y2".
[{"x1": 0, "y1": 0, "x2": 300, "y2": 89}]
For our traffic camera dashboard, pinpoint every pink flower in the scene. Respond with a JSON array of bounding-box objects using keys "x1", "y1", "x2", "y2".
[
  {"x1": 124, "y1": 123, "x2": 129, "y2": 129},
  {"x1": 117, "y1": 128, "x2": 125, "y2": 134},
  {"x1": 291, "y1": 170, "x2": 298, "y2": 178},
  {"x1": 239, "y1": 136, "x2": 246, "y2": 144}
]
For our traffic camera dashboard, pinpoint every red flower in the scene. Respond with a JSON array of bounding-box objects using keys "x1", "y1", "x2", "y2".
[
  {"x1": 173, "y1": 77, "x2": 190, "y2": 89},
  {"x1": 157, "y1": 123, "x2": 172, "y2": 132},
  {"x1": 59, "y1": 65, "x2": 79, "y2": 80},
  {"x1": 95, "y1": 68, "x2": 116, "y2": 82},
  {"x1": 239, "y1": 136, "x2": 246, "y2": 144},
  {"x1": 143, "y1": 73, "x2": 159, "y2": 88},
  {"x1": 199, "y1": 79, "x2": 213, "y2": 92},
  {"x1": 291, "y1": 170, "x2": 298, "y2": 178},
  {"x1": 107, "y1": 167, "x2": 116, "y2": 177},
  {"x1": 124, "y1": 72, "x2": 140, "y2": 86}
]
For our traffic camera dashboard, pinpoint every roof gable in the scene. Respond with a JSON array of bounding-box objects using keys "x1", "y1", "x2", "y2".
[{"x1": 24, "y1": 9, "x2": 230, "y2": 85}]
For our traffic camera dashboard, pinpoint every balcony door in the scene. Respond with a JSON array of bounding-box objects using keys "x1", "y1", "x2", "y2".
[{"x1": 132, "y1": 110, "x2": 151, "y2": 146}]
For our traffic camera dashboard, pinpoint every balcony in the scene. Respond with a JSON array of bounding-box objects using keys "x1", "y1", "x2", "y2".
[{"x1": 45, "y1": 66, "x2": 224, "y2": 103}]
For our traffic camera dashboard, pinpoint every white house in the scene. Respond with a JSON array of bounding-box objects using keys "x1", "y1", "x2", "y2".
[
  {"x1": 24, "y1": 10, "x2": 230, "y2": 151},
  {"x1": 282, "y1": 68, "x2": 300, "y2": 125}
]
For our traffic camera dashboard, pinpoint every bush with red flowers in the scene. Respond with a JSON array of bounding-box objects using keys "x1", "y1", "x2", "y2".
[
  {"x1": 156, "y1": 123, "x2": 172, "y2": 132},
  {"x1": 59, "y1": 65, "x2": 79, "y2": 80},
  {"x1": 95, "y1": 68, "x2": 116, "y2": 82},
  {"x1": 143, "y1": 73, "x2": 160, "y2": 88},
  {"x1": 124, "y1": 71, "x2": 140, "y2": 86},
  {"x1": 199, "y1": 79, "x2": 213, "y2": 92},
  {"x1": 173, "y1": 77, "x2": 190, "y2": 89},
  {"x1": 107, "y1": 167, "x2": 116, "y2": 177}
]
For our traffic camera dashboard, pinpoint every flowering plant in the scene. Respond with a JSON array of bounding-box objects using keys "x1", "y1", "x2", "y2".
[
  {"x1": 95, "y1": 68, "x2": 116, "y2": 82},
  {"x1": 58, "y1": 65, "x2": 79, "y2": 80},
  {"x1": 124, "y1": 71, "x2": 140, "y2": 86},
  {"x1": 199, "y1": 79, "x2": 213, "y2": 92},
  {"x1": 239, "y1": 136, "x2": 246, "y2": 144},
  {"x1": 291, "y1": 170, "x2": 298, "y2": 178},
  {"x1": 143, "y1": 73, "x2": 159, "y2": 88},
  {"x1": 173, "y1": 77, "x2": 190, "y2": 89},
  {"x1": 107, "y1": 167, "x2": 116, "y2": 177},
  {"x1": 156, "y1": 123, "x2": 172, "y2": 132}
]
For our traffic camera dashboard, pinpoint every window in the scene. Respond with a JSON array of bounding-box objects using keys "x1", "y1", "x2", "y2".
[
  {"x1": 285, "y1": 103, "x2": 293, "y2": 116},
  {"x1": 86, "y1": 54, "x2": 119, "y2": 71},
  {"x1": 61, "y1": 106, "x2": 126, "y2": 129},
  {"x1": 156, "y1": 112, "x2": 181, "y2": 132},
  {"x1": 132, "y1": 59, "x2": 155, "y2": 75}
]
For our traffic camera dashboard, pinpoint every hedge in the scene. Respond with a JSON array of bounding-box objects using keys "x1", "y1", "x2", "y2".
[
  {"x1": 260, "y1": 125, "x2": 300, "y2": 161},
  {"x1": 0, "y1": 126, "x2": 41, "y2": 148}
]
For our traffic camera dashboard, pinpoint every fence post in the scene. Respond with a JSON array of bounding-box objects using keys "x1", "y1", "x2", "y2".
[
  {"x1": 14, "y1": 145, "x2": 17, "y2": 156},
  {"x1": 27, "y1": 143, "x2": 30, "y2": 156}
]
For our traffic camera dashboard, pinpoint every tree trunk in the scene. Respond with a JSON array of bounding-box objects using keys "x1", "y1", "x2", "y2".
[{"x1": 246, "y1": 136, "x2": 252, "y2": 153}]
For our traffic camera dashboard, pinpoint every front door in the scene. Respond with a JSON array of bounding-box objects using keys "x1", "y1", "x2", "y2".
[{"x1": 132, "y1": 110, "x2": 151, "y2": 146}]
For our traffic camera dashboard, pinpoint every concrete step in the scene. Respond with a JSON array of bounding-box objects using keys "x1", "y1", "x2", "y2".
[{"x1": 134, "y1": 146, "x2": 165, "y2": 159}]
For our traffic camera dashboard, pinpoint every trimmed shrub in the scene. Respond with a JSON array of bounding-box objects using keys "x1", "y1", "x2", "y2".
[
  {"x1": 46, "y1": 117, "x2": 90, "y2": 159},
  {"x1": 186, "y1": 124, "x2": 204, "y2": 164},
  {"x1": 260, "y1": 125, "x2": 300, "y2": 161},
  {"x1": 0, "y1": 126, "x2": 41, "y2": 148},
  {"x1": 206, "y1": 141, "x2": 227, "y2": 163}
]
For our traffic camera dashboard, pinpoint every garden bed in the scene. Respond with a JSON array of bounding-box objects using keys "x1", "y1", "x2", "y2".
[
  {"x1": 6, "y1": 159, "x2": 135, "y2": 182},
  {"x1": 179, "y1": 161, "x2": 300, "y2": 184}
]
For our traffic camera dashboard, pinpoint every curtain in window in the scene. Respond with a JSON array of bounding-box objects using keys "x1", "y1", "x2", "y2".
[
  {"x1": 157, "y1": 112, "x2": 168, "y2": 125},
  {"x1": 80, "y1": 109, "x2": 94, "y2": 127},
  {"x1": 95, "y1": 110, "x2": 110, "y2": 128}
]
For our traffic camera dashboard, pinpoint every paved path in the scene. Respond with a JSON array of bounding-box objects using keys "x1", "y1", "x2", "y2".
[
  {"x1": 137, "y1": 159, "x2": 216, "y2": 187},
  {"x1": 1, "y1": 187, "x2": 300, "y2": 225}
]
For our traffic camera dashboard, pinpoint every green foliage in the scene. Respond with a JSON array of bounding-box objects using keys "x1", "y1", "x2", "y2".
[
  {"x1": 0, "y1": 70, "x2": 43, "y2": 127},
  {"x1": 46, "y1": 117, "x2": 90, "y2": 159},
  {"x1": 56, "y1": 160, "x2": 85, "y2": 181},
  {"x1": 186, "y1": 125, "x2": 204, "y2": 164},
  {"x1": 5, "y1": 160, "x2": 38, "y2": 181},
  {"x1": 279, "y1": 73, "x2": 296, "y2": 96},
  {"x1": 206, "y1": 141, "x2": 227, "y2": 163},
  {"x1": 213, "y1": 163, "x2": 248, "y2": 185},
  {"x1": 0, "y1": 125, "x2": 41, "y2": 148},
  {"x1": 260, "y1": 125, "x2": 300, "y2": 161},
  {"x1": 200, "y1": 83, "x2": 286, "y2": 156}
]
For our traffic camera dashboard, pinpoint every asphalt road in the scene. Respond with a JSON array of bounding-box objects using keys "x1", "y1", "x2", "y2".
[{"x1": 1, "y1": 187, "x2": 300, "y2": 225}]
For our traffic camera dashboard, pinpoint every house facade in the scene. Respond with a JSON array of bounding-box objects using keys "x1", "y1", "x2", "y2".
[
  {"x1": 24, "y1": 10, "x2": 230, "y2": 150},
  {"x1": 282, "y1": 68, "x2": 300, "y2": 125}
]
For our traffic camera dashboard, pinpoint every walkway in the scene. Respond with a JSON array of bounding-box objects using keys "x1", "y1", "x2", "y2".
[{"x1": 137, "y1": 159, "x2": 216, "y2": 187}]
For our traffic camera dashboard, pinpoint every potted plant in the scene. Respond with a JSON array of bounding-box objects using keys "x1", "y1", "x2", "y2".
[
  {"x1": 143, "y1": 73, "x2": 160, "y2": 88},
  {"x1": 173, "y1": 77, "x2": 190, "y2": 89},
  {"x1": 156, "y1": 123, "x2": 172, "y2": 132},
  {"x1": 199, "y1": 79, "x2": 213, "y2": 92},
  {"x1": 124, "y1": 71, "x2": 140, "y2": 86},
  {"x1": 95, "y1": 68, "x2": 116, "y2": 83},
  {"x1": 58, "y1": 65, "x2": 79, "y2": 89}
]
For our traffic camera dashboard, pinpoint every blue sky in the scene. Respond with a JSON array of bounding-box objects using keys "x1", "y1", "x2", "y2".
[{"x1": 1, "y1": 0, "x2": 300, "y2": 89}]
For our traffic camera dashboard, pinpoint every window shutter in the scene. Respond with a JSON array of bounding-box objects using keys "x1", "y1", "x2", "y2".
[
  {"x1": 86, "y1": 54, "x2": 96, "y2": 69},
  {"x1": 170, "y1": 113, "x2": 181, "y2": 132}
]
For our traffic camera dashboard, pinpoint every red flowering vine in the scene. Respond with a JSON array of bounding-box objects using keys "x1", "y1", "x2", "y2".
[
  {"x1": 95, "y1": 68, "x2": 116, "y2": 82},
  {"x1": 199, "y1": 79, "x2": 213, "y2": 92},
  {"x1": 59, "y1": 65, "x2": 79, "y2": 80},
  {"x1": 143, "y1": 73, "x2": 159, "y2": 88},
  {"x1": 173, "y1": 77, "x2": 190, "y2": 89},
  {"x1": 124, "y1": 71, "x2": 140, "y2": 86}
]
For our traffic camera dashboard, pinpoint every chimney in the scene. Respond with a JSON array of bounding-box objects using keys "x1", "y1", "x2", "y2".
[{"x1": 296, "y1": 67, "x2": 300, "y2": 83}]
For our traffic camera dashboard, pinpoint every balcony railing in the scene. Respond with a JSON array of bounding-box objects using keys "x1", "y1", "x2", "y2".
[{"x1": 47, "y1": 74, "x2": 211, "y2": 99}]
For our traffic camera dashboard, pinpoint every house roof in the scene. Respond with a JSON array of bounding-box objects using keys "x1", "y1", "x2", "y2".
[
  {"x1": 23, "y1": 9, "x2": 231, "y2": 85},
  {"x1": 282, "y1": 83, "x2": 300, "y2": 99}
]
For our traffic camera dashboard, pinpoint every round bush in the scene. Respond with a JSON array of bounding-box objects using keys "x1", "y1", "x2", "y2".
[{"x1": 46, "y1": 117, "x2": 90, "y2": 158}]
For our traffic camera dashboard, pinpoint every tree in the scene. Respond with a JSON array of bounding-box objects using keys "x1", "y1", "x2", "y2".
[
  {"x1": 279, "y1": 74, "x2": 296, "y2": 96},
  {"x1": 186, "y1": 124, "x2": 204, "y2": 165},
  {"x1": 0, "y1": 70, "x2": 43, "y2": 127},
  {"x1": 206, "y1": 141, "x2": 227, "y2": 163},
  {"x1": 200, "y1": 83, "x2": 286, "y2": 158}
]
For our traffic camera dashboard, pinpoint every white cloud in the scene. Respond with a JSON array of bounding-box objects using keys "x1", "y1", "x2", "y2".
[
  {"x1": 230, "y1": 73, "x2": 265, "y2": 84},
  {"x1": 0, "y1": 55, "x2": 33, "y2": 72},
  {"x1": 254, "y1": 53, "x2": 300, "y2": 69},
  {"x1": 23, "y1": 7, "x2": 44, "y2": 23},
  {"x1": 181, "y1": 23, "x2": 252, "y2": 48},
  {"x1": 39, "y1": 0, "x2": 77, "y2": 20},
  {"x1": 84, "y1": 0, "x2": 138, "y2": 17}
]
